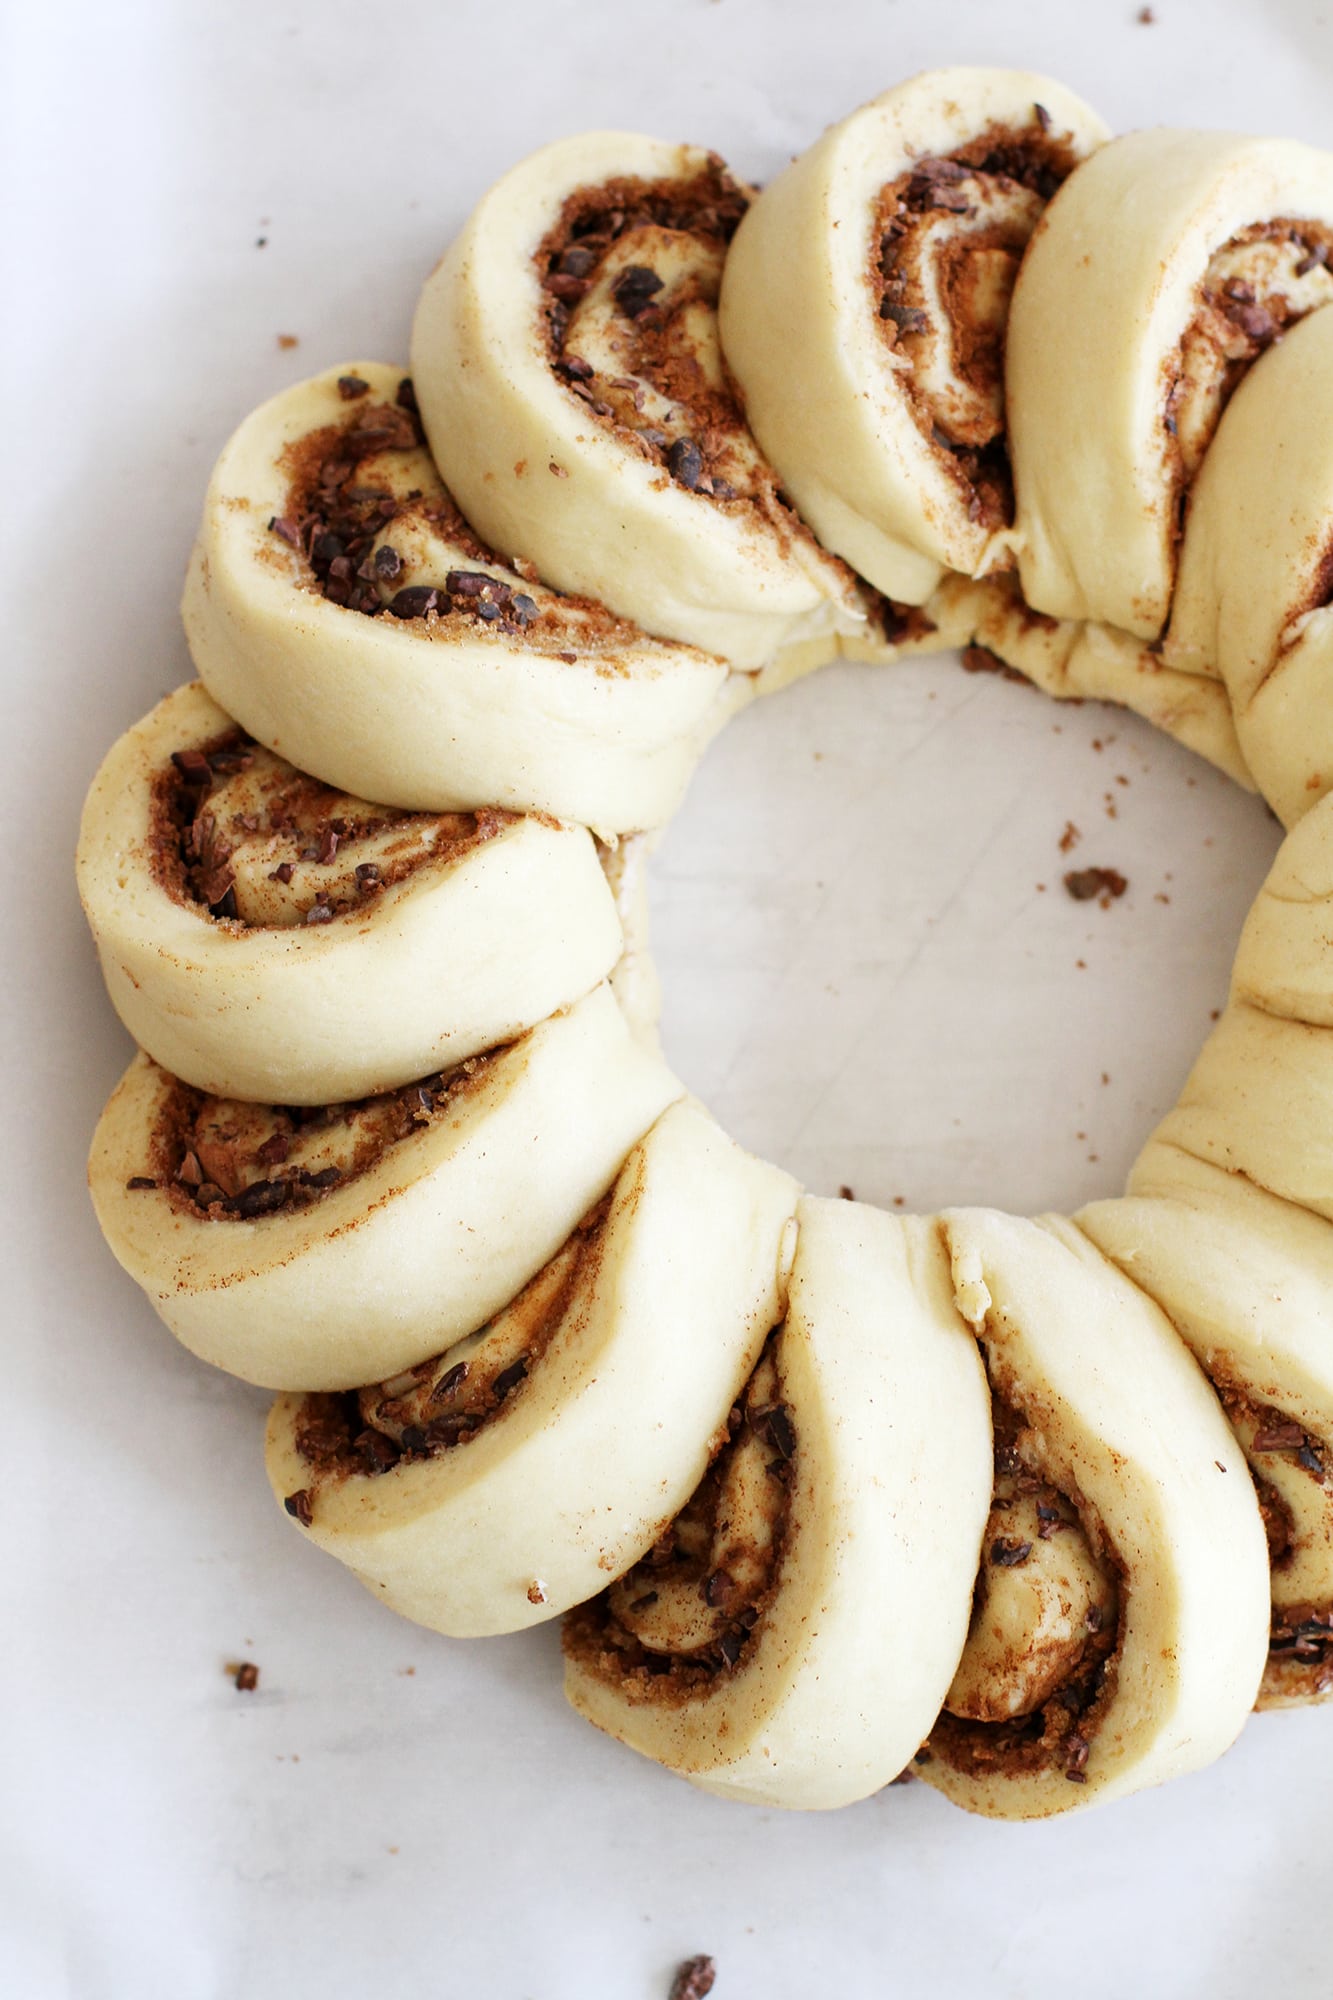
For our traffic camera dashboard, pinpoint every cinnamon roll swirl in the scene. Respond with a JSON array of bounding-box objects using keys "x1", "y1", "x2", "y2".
[
  {"x1": 264, "y1": 1103, "x2": 799, "y2": 1635},
  {"x1": 77, "y1": 683, "x2": 620, "y2": 1103},
  {"x1": 89, "y1": 984, "x2": 680, "y2": 1390},
  {"x1": 1008, "y1": 131, "x2": 1333, "y2": 639},
  {"x1": 182, "y1": 363, "x2": 729, "y2": 835},
  {"x1": 410, "y1": 135, "x2": 863, "y2": 669},
  {"x1": 719, "y1": 68, "x2": 1108, "y2": 606},
  {"x1": 922, "y1": 1210, "x2": 1268, "y2": 1817}
]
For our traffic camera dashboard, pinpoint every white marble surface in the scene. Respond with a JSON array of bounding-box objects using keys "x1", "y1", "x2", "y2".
[{"x1": 7, "y1": 0, "x2": 1333, "y2": 1992}]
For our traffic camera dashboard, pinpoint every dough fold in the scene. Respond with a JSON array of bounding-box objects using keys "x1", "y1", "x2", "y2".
[
  {"x1": 89, "y1": 984, "x2": 681, "y2": 1390},
  {"x1": 77, "y1": 682, "x2": 621, "y2": 1103},
  {"x1": 182, "y1": 363, "x2": 729, "y2": 835},
  {"x1": 719, "y1": 68, "x2": 1108, "y2": 605},
  {"x1": 410, "y1": 134, "x2": 863, "y2": 669},
  {"x1": 923, "y1": 1209, "x2": 1268, "y2": 1818},
  {"x1": 563, "y1": 1200, "x2": 993, "y2": 1810},
  {"x1": 264, "y1": 1102, "x2": 799, "y2": 1635},
  {"x1": 1007, "y1": 130, "x2": 1333, "y2": 638}
]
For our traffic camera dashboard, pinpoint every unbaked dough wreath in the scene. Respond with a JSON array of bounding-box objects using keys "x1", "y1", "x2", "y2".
[{"x1": 79, "y1": 64, "x2": 1333, "y2": 1826}]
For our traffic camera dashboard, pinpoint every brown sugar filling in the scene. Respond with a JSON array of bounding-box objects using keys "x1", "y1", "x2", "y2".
[
  {"x1": 1211, "y1": 1374, "x2": 1333, "y2": 1701},
  {"x1": 563, "y1": 1335, "x2": 792, "y2": 1695},
  {"x1": 138, "y1": 1053, "x2": 497, "y2": 1223},
  {"x1": 149, "y1": 724, "x2": 507, "y2": 925},
  {"x1": 1164, "y1": 220, "x2": 1333, "y2": 540},
  {"x1": 266, "y1": 378, "x2": 658, "y2": 662},
  {"x1": 534, "y1": 165, "x2": 838, "y2": 563},
  {"x1": 926, "y1": 1397, "x2": 1123, "y2": 1786},
  {"x1": 870, "y1": 111, "x2": 1087, "y2": 533},
  {"x1": 286, "y1": 1199, "x2": 609, "y2": 1500}
]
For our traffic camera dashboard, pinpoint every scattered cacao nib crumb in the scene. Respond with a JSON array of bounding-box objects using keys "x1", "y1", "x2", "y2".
[
  {"x1": 396, "y1": 377, "x2": 419, "y2": 415},
  {"x1": 337, "y1": 375, "x2": 370, "y2": 400},
  {"x1": 961, "y1": 644, "x2": 1027, "y2": 685},
  {"x1": 839, "y1": 1184, "x2": 855, "y2": 1200},
  {"x1": 233, "y1": 1661, "x2": 260, "y2": 1692},
  {"x1": 492, "y1": 1358, "x2": 530, "y2": 1402},
  {"x1": 667, "y1": 437, "x2": 704, "y2": 490},
  {"x1": 991, "y1": 1536, "x2": 1033, "y2": 1567},
  {"x1": 388, "y1": 585, "x2": 441, "y2": 620},
  {"x1": 1063, "y1": 866, "x2": 1128, "y2": 906},
  {"x1": 1058, "y1": 821, "x2": 1080, "y2": 854},
  {"x1": 1033, "y1": 103, "x2": 1053, "y2": 133},
  {"x1": 612, "y1": 264, "x2": 664, "y2": 318},
  {"x1": 304, "y1": 900, "x2": 334, "y2": 925},
  {"x1": 269, "y1": 861, "x2": 295, "y2": 885},
  {"x1": 430, "y1": 1361, "x2": 469, "y2": 1404},
  {"x1": 880, "y1": 300, "x2": 930, "y2": 335},
  {"x1": 669, "y1": 1958, "x2": 716, "y2": 2000},
  {"x1": 1253, "y1": 1420, "x2": 1312, "y2": 1452},
  {"x1": 126, "y1": 1175, "x2": 157, "y2": 1190},
  {"x1": 1137, "y1": 4, "x2": 1155, "y2": 20},
  {"x1": 1065, "y1": 1734, "x2": 1090, "y2": 1782},
  {"x1": 284, "y1": 1489, "x2": 315, "y2": 1526}
]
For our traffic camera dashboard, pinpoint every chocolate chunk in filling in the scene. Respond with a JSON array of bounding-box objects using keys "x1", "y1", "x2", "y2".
[
  {"x1": 870, "y1": 112, "x2": 1088, "y2": 532},
  {"x1": 290, "y1": 1199, "x2": 610, "y2": 1487},
  {"x1": 145, "y1": 1055, "x2": 497, "y2": 1224},
  {"x1": 931, "y1": 1398, "x2": 1122, "y2": 1782},
  {"x1": 563, "y1": 1335, "x2": 792, "y2": 1695},
  {"x1": 149, "y1": 726, "x2": 509, "y2": 927},
  {"x1": 535, "y1": 166, "x2": 833, "y2": 560}
]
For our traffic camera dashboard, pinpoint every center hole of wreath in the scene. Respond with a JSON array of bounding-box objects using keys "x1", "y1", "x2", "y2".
[{"x1": 648, "y1": 653, "x2": 1281, "y2": 1216}]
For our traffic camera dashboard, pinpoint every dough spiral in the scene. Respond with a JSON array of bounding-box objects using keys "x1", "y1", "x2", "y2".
[
  {"x1": 264, "y1": 1103, "x2": 798, "y2": 1635},
  {"x1": 1007, "y1": 129, "x2": 1333, "y2": 639},
  {"x1": 90, "y1": 984, "x2": 679, "y2": 1390},
  {"x1": 719, "y1": 68, "x2": 1109, "y2": 606},
  {"x1": 77, "y1": 682, "x2": 622, "y2": 1102},
  {"x1": 182, "y1": 363, "x2": 730, "y2": 836},
  {"x1": 410, "y1": 133, "x2": 863, "y2": 669}
]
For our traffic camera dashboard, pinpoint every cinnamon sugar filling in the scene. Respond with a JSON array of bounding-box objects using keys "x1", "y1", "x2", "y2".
[
  {"x1": 149, "y1": 725, "x2": 508, "y2": 926},
  {"x1": 562, "y1": 1334, "x2": 793, "y2": 1696},
  {"x1": 131, "y1": 1053, "x2": 497, "y2": 1222},
  {"x1": 1211, "y1": 1373, "x2": 1333, "y2": 1700},
  {"x1": 284, "y1": 1199, "x2": 609, "y2": 1503},
  {"x1": 1164, "y1": 219, "x2": 1333, "y2": 538},
  {"x1": 535, "y1": 166, "x2": 833, "y2": 561},
  {"x1": 870, "y1": 111, "x2": 1085, "y2": 533},
  {"x1": 927, "y1": 1397, "x2": 1123, "y2": 1786}
]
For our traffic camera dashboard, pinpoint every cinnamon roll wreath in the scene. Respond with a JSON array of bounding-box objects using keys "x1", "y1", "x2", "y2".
[{"x1": 80, "y1": 66, "x2": 1333, "y2": 1827}]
